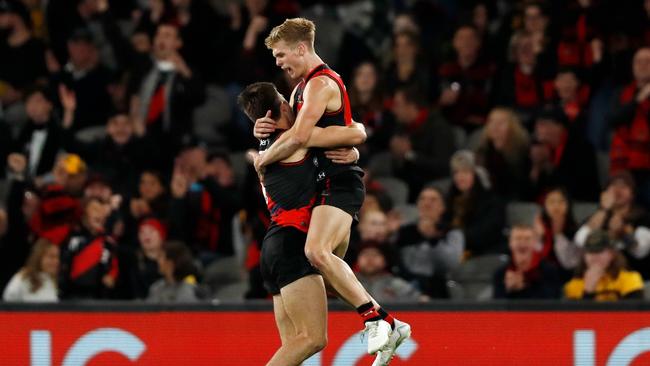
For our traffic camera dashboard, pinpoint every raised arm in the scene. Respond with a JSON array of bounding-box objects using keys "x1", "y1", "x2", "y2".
[
  {"x1": 257, "y1": 77, "x2": 334, "y2": 167},
  {"x1": 306, "y1": 122, "x2": 366, "y2": 148}
]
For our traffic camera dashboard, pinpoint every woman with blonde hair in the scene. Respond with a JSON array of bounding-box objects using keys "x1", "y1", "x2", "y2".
[
  {"x1": 3, "y1": 239, "x2": 59, "y2": 302},
  {"x1": 475, "y1": 107, "x2": 530, "y2": 200}
]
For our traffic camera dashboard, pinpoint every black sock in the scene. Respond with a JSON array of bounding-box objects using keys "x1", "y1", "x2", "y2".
[{"x1": 356, "y1": 302, "x2": 381, "y2": 323}]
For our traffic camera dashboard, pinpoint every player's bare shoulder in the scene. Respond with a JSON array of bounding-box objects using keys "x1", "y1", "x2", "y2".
[{"x1": 305, "y1": 75, "x2": 341, "y2": 112}]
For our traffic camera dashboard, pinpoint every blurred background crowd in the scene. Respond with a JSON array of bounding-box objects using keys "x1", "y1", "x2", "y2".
[{"x1": 1, "y1": 0, "x2": 650, "y2": 304}]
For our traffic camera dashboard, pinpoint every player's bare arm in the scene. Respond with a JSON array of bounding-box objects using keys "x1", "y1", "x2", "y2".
[
  {"x1": 307, "y1": 122, "x2": 366, "y2": 148},
  {"x1": 257, "y1": 77, "x2": 335, "y2": 167}
]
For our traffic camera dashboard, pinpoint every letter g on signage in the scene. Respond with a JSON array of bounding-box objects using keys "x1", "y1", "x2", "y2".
[
  {"x1": 575, "y1": 328, "x2": 650, "y2": 366},
  {"x1": 31, "y1": 328, "x2": 146, "y2": 366}
]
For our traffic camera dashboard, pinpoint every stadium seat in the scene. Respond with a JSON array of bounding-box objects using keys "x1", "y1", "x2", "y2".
[
  {"x1": 446, "y1": 254, "x2": 509, "y2": 301},
  {"x1": 506, "y1": 201, "x2": 540, "y2": 227},
  {"x1": 644, "y1": 281, "x2": 650, "y2": 300},
  {"x1": 464, "y1": 127, "x2": 484, "y2": 150},
  {"x1": 192, "y1": 85, "x2": 230, "y2": 145},
  {"x1": 452, "y1": 126, "x2": 467, "y2": 149},
  {"x1": 213, "y1": 281, "x2": 249, "y2": 302},
  {"x1": 572, "y1": 202, "x2": 599, "y2": 224},
  {"x1": 394, "y1": 204, "x2": 418, "y2": 226},
  {"x1": 375, "y1": 177, "x2": 409, "y2": 206}
]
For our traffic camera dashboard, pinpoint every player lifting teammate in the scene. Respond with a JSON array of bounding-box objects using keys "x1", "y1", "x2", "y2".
[{"x1": 251, "y1": 18, "x2": 411, "y2": 365}]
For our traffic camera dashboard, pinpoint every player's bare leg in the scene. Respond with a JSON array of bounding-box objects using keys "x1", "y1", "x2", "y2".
[
  {"x1": 273, "y1": 295, "x2": 296, "y2": 346},
  {"x1": 266, "y1": 275, "x2": 328, "y2": 366},
  {"x1": 304, "y1": 205, "x2": 392, "y2": 354}
]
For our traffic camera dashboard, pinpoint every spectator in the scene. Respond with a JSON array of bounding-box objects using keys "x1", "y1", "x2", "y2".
[
  {"x1": 493, "y1": 224, "x2": 562, "y2": 299},
  {"x1": 565, "y1": 229, "x2": 644, "y2": 301},
  {"x1": 609, "y1": 47, "x2": 650, "y2": 207},
  {"x1": 387, "y1": 86, "x2": 456, "y2": 201},
  {"x1": 2, "y1": 238, "x2": 59, "y2": 302},
  {"x1": 168, "y1": 145, "x2": 242, "y2": 265},
  {"x1": 128, "y1": 23, "x2": 205, "y2": 166},
  {"x1": 438, "y1": 24, "x2": 494, "y2": 130},
  {"x1": 355, "y1": 242, "x2": 426, "y2": 303},
  {"x1": 475, "y1": 107, "x2": 530, "y2": 200},
  {"x1": 519, "y1": 1, "x2": 555, "y2": 77},
  {"x1": 28, "y1": 154, "x2": 87, "y2": 245},
  {"x1": 54, "y1": 28, "x2": 114, "y2": 131},
  {"x1": 348, "y1": 209, "x2": 393, "y2": 266},
  {"x1": 124, "y1": 170, "x2": 169, "y2": 238},
  {"x1": 147, "y1": 240, "x2": 199, "y2": 303},
  {"x1": 395, "y1": 186, "x2": 464, "y2": 297},
  {"x1": 556, "y1": 0, "x2": 606, "y2": 78},
  {"x1": 528, "y1": 106, "x2": 599, "y2": 202},
  {"x1": 63, "y1": 112, "x2": 157, "y2": 197},
  {"x1": 59, "y1": 196, "x2": 118, "y2": 299},
  {"x1": 121, "y1": 218, "x2": 165, "y2": 299},
  {"x1": 46, "y1": 0, "x2": 129, "y2": 70},
  {"x1": 348, "y1": 61, "x2": 386, "y2": 156},
  {"x1": 493, "y1": 31, "x2": 553, "y2": 124},
  {"x1": 445, "y1": 150, "x2": 506, "y2": 256},
  {"x1": 550, "y1": 68, "x2": 590, "y2": 133},
  {"x1": 533, "y1": 187, "x2": 581, "y2": 276},
  {"x1": 0, "y1": 0, "x2": 47, "y2": 106},
  {"x1": 574, "y1": 172, "x2": 650, "y2": 278},
  {"x1": 12, "y1": 87, "x2": 71, "y2": 178},
  {"x1": 170, "y1": 0, "x2": 226, "y2": 83},
  {"x1": 384, "y1": 30, "x2": 433, "y2": 100}
]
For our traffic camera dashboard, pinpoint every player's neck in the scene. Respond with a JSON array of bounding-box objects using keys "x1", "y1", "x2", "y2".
[{"x1": 300, "y1": 54, "x2": 324, "y2": 79}]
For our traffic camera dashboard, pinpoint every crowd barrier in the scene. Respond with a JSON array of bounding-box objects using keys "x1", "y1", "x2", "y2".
[{"x1": 2, "y1": 301, "x2": 650, "y2": 365}]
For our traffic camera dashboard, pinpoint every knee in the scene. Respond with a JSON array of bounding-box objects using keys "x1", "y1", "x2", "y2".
[
  {"x1": 305, "y1": 333, "x2": 327, "y2": 354},
  {"x1": 304, "y1": 247, "x2": 331, "y2": 270}
]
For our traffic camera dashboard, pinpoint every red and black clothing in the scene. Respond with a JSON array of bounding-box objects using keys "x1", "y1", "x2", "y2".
[
  {"x1": 609, "y1": 82, "x2": 650, "y2": 174},
  {"x1": 259, "y1": 130, "x2": 318, "y2": 236},
  {"x1": 292, "y1": 63, "x2": 365, "y2": 219},
  {"x1": 60, "y1": 227, "x2": 119, "y2": 299},
  {"x1": 258, "y1": 131, "x2": 320, "y2": 294},
  {"x1": 292, "y1": 64, "x2": 364, "y2": 179}
]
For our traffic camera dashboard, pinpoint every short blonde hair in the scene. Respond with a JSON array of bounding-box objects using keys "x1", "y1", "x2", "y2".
[{"x1": 265, "y1": 18, "x2": 315, "y2": 50}]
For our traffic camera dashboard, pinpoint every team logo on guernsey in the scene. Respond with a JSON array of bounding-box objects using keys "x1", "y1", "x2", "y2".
[
  {"x1": 317, "y1": 171, "x2": 326, "y2": 182},
  {"x1": 313, "y1": 157, "x2": 319, "y2": 167},
  {"x1": 260, "y1": 139, "x2": 268, "y2": 147}
]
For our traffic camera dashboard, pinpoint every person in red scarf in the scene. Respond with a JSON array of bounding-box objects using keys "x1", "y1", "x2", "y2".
[
  {"x1": 609, "y1": 47, "x2": 650, "y2": 208},
  {"x1": 528, "y1": 106, "x2": 599, "y2": 201},
  {"x1": 493, "y1": 224, "x2": 562, "y2": 299}
]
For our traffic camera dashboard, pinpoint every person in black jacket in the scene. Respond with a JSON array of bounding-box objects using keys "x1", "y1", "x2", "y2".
[
  {"x1": 386, "y1": 86, "x2": 456, "y2": 201},
  {"x1": 12, "y1": 87, "x2": 69, "y2": 178},
  {"x1": 445, "y1": 150, "x2": 506, "y2": 256},
  {"x1": 493, "y1": 224, "x2": 562, "y2": 299},
  {"x1": 127, "y1": 23, "x2": 205, "y2": 172},
  {"x1": 528, "y1": 106, "x2": 599, "y2": 202}
]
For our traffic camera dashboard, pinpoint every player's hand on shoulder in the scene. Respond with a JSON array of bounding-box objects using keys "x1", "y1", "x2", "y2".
[
  {"x1": 254, "y1": 110, "x2": 276, "y2": 139},
  {"x1": 325, "y1": 147, "x2": 359, "y2": 164}
]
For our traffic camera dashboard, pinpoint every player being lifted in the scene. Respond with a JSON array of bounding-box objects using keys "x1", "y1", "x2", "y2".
[{"x1": 251, "y1": 18, "x2": 412, "y2": 365}]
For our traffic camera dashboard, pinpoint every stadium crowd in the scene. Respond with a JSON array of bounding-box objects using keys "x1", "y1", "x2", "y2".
[{"x1": 1, "y1": 0, "x2": 650, "y2": 303}]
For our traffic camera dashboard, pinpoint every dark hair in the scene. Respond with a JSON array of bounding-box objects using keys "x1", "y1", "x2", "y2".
[
  {"x1": 541, "y1": 186, "x2": 577, "y2": 237},
  {"x1": 393, "y1": 30, "x2": 421, "y2": 49},
  {"x1": 23, "y1": 85, "x2": 53, "y2": 103},
  {"x1": 162, "y1": 241, "x2": 197, "y2": 282},
  {"x1": 394, "y1": 85, "x2": 427, "y2": 108},
  {"x1": 237, "y1": 82, "x2": 282, "y2": 122}
]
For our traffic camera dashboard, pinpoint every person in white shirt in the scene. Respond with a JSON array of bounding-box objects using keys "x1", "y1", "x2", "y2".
[{"x1": 3, "y1": 238, "x2": 59, "y2": 302}]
